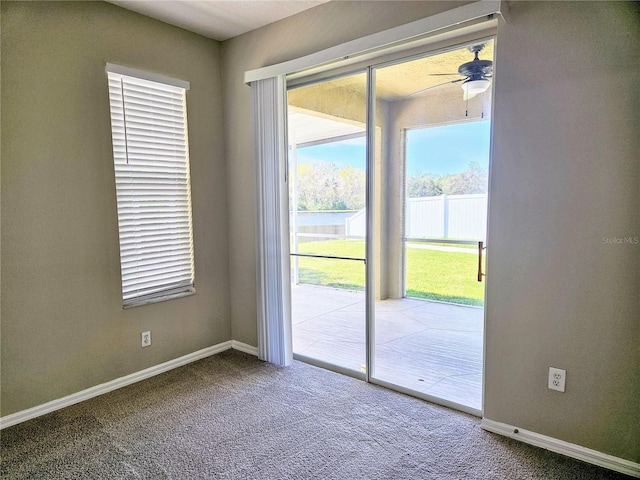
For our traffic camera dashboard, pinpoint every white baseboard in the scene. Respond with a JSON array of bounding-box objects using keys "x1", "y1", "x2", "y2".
[
  {"x1": 0, "y1": 341, "x2": 233, "y2": 430},
  {"x1": 231, "y1": 340, "x2": 259, "y2": 356},
  {"x1": 481, "y1": 418, "x2": 640, "y2": 478}
]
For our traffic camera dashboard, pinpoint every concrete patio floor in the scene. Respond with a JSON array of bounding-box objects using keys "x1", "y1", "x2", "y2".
[{"x1": 291, "y1": 284, "x2": 484, "y2": 411}]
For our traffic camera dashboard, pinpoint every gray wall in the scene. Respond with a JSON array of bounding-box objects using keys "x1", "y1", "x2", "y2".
[
  {"x1": 484, "y1": 1, "x2": 639, "y2": 462},
  {"x1": 222, "y1": 0, "x2": 639, "y2": 463},
  {"x1": 1, "y1": 1, "x2": 231, "y2": 415}
]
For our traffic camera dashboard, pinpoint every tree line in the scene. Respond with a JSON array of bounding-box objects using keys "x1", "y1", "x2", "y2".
[
  {"x1": 292, "y1": 161, "x2": 487, "y2": 211},
  {"x1": 293, "y1": 162, "x2": 365, "y2": 211},
  {"x1": 406, "y1": 161, "x2": 488, "y2": 197}
]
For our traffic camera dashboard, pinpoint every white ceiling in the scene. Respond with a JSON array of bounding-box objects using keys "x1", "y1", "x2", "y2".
[{"x1": 106, "y1": 0, "x2": 330, "y2": 41}]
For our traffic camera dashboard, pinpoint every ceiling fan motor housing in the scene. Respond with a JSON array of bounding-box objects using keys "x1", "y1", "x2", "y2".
[{"x1": 458, "y1": 58, "x2": 493, "y2": 80}]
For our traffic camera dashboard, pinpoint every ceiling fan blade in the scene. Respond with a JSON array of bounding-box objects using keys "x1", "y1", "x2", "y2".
[{"x1": 409, "y1": 78, "x2": 464, "y2": 97}]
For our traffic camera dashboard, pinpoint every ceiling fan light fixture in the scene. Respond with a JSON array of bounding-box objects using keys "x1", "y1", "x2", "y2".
[{"x1": 461, "y1": 78, "x2": 491, "y2": 100}]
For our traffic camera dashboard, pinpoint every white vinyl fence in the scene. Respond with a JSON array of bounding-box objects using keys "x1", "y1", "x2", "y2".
[
  {"x1": 345, "y1": 209, "x2": 366, "y2": 238},
  {"x1": 345, "y1": 194, "x2": 487, "y2": 240}
]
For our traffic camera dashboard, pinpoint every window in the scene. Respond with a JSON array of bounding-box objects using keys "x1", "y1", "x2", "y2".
[{"x1": 106, "y1": 64, "x2": 195, "y2": 307}]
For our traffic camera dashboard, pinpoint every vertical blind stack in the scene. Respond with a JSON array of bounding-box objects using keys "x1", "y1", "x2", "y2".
[
  {"x1": 252, "y1": 76, "x2": 293, "y2": 366},
  {"x1": 107, "y1": 69, "x2": 195, "y2": 306}
]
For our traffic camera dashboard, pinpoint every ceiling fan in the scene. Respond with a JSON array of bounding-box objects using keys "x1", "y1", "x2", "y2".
[{"x1": 410, "y1": 44, "x2": 493, "y2": 101}]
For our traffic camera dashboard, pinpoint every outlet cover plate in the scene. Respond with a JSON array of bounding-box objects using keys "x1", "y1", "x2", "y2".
[
  {"x1": 548, "y1": 367, "x2": 566, "y2": 392},
  {"x1": 141, "y1": 331, "x2": 151, "y2": 347}
]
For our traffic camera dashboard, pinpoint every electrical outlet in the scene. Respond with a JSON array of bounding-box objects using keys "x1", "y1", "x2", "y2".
[
  {"x1": 548, "y1": 367, "x2": 566, "y2": 392},
  {"x1": 141, "y1": 331, "x2": 151, "y2": 348}
]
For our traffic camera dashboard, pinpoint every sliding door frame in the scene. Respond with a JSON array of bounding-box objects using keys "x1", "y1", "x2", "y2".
[{"x1": 365, "y1": 66, "x2": 376, "y2": 383}]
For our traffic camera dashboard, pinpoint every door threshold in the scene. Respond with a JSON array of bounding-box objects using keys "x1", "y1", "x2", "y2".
[
  {"x1": 293, "y1": 353, "x2": 482, "y2": 417},
  {"x1": 293, "y1": 353, "x2": 367, "y2": 381}
]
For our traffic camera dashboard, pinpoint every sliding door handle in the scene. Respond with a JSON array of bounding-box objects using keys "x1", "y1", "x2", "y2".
[{"x1": 477, "y1": 241, "x2": 486, "y2": 282}]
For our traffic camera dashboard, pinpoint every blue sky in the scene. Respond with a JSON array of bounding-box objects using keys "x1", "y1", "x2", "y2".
[
  {"x1": 295, "y1": 120, "x2": 491, "y2": 177},
  {"x1": 296, "y1": 136, "x2": 367, "y2": 170}
]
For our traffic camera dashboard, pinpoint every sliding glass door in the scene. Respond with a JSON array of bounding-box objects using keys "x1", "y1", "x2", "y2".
[{"x1": 286, "y1": 39, "x2": 494, "y2": 414}]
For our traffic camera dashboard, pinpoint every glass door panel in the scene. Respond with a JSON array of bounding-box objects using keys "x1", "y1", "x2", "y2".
[
  {"x1": 370, "y1": 41, "x2": 494, "y2": 412},
  {"x1": 288, "y1": 72, "x2": 368, "y2": 375}
]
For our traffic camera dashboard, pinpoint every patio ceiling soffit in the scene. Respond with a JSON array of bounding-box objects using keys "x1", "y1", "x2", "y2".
[{"x1": 288, "y1": 111, "x2": 365, "y2": 147}]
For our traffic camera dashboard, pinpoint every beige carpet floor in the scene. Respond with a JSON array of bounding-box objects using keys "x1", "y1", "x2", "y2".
[{"x1": 0, "y1": 349, "x2": 633, "y2": 479}]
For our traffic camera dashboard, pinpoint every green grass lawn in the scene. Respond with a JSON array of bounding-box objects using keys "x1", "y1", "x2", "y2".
[
  {"x1": 295, "y1": 239, "x2": 484, "y2": 306},
  {"x1": 296, "y1": 240, "x2": 366, "y2": 290}
]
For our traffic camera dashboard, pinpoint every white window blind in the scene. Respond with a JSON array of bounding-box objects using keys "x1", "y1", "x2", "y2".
[{"x1": 107, "y1": 66, "x2": 195, "y2": 307}]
